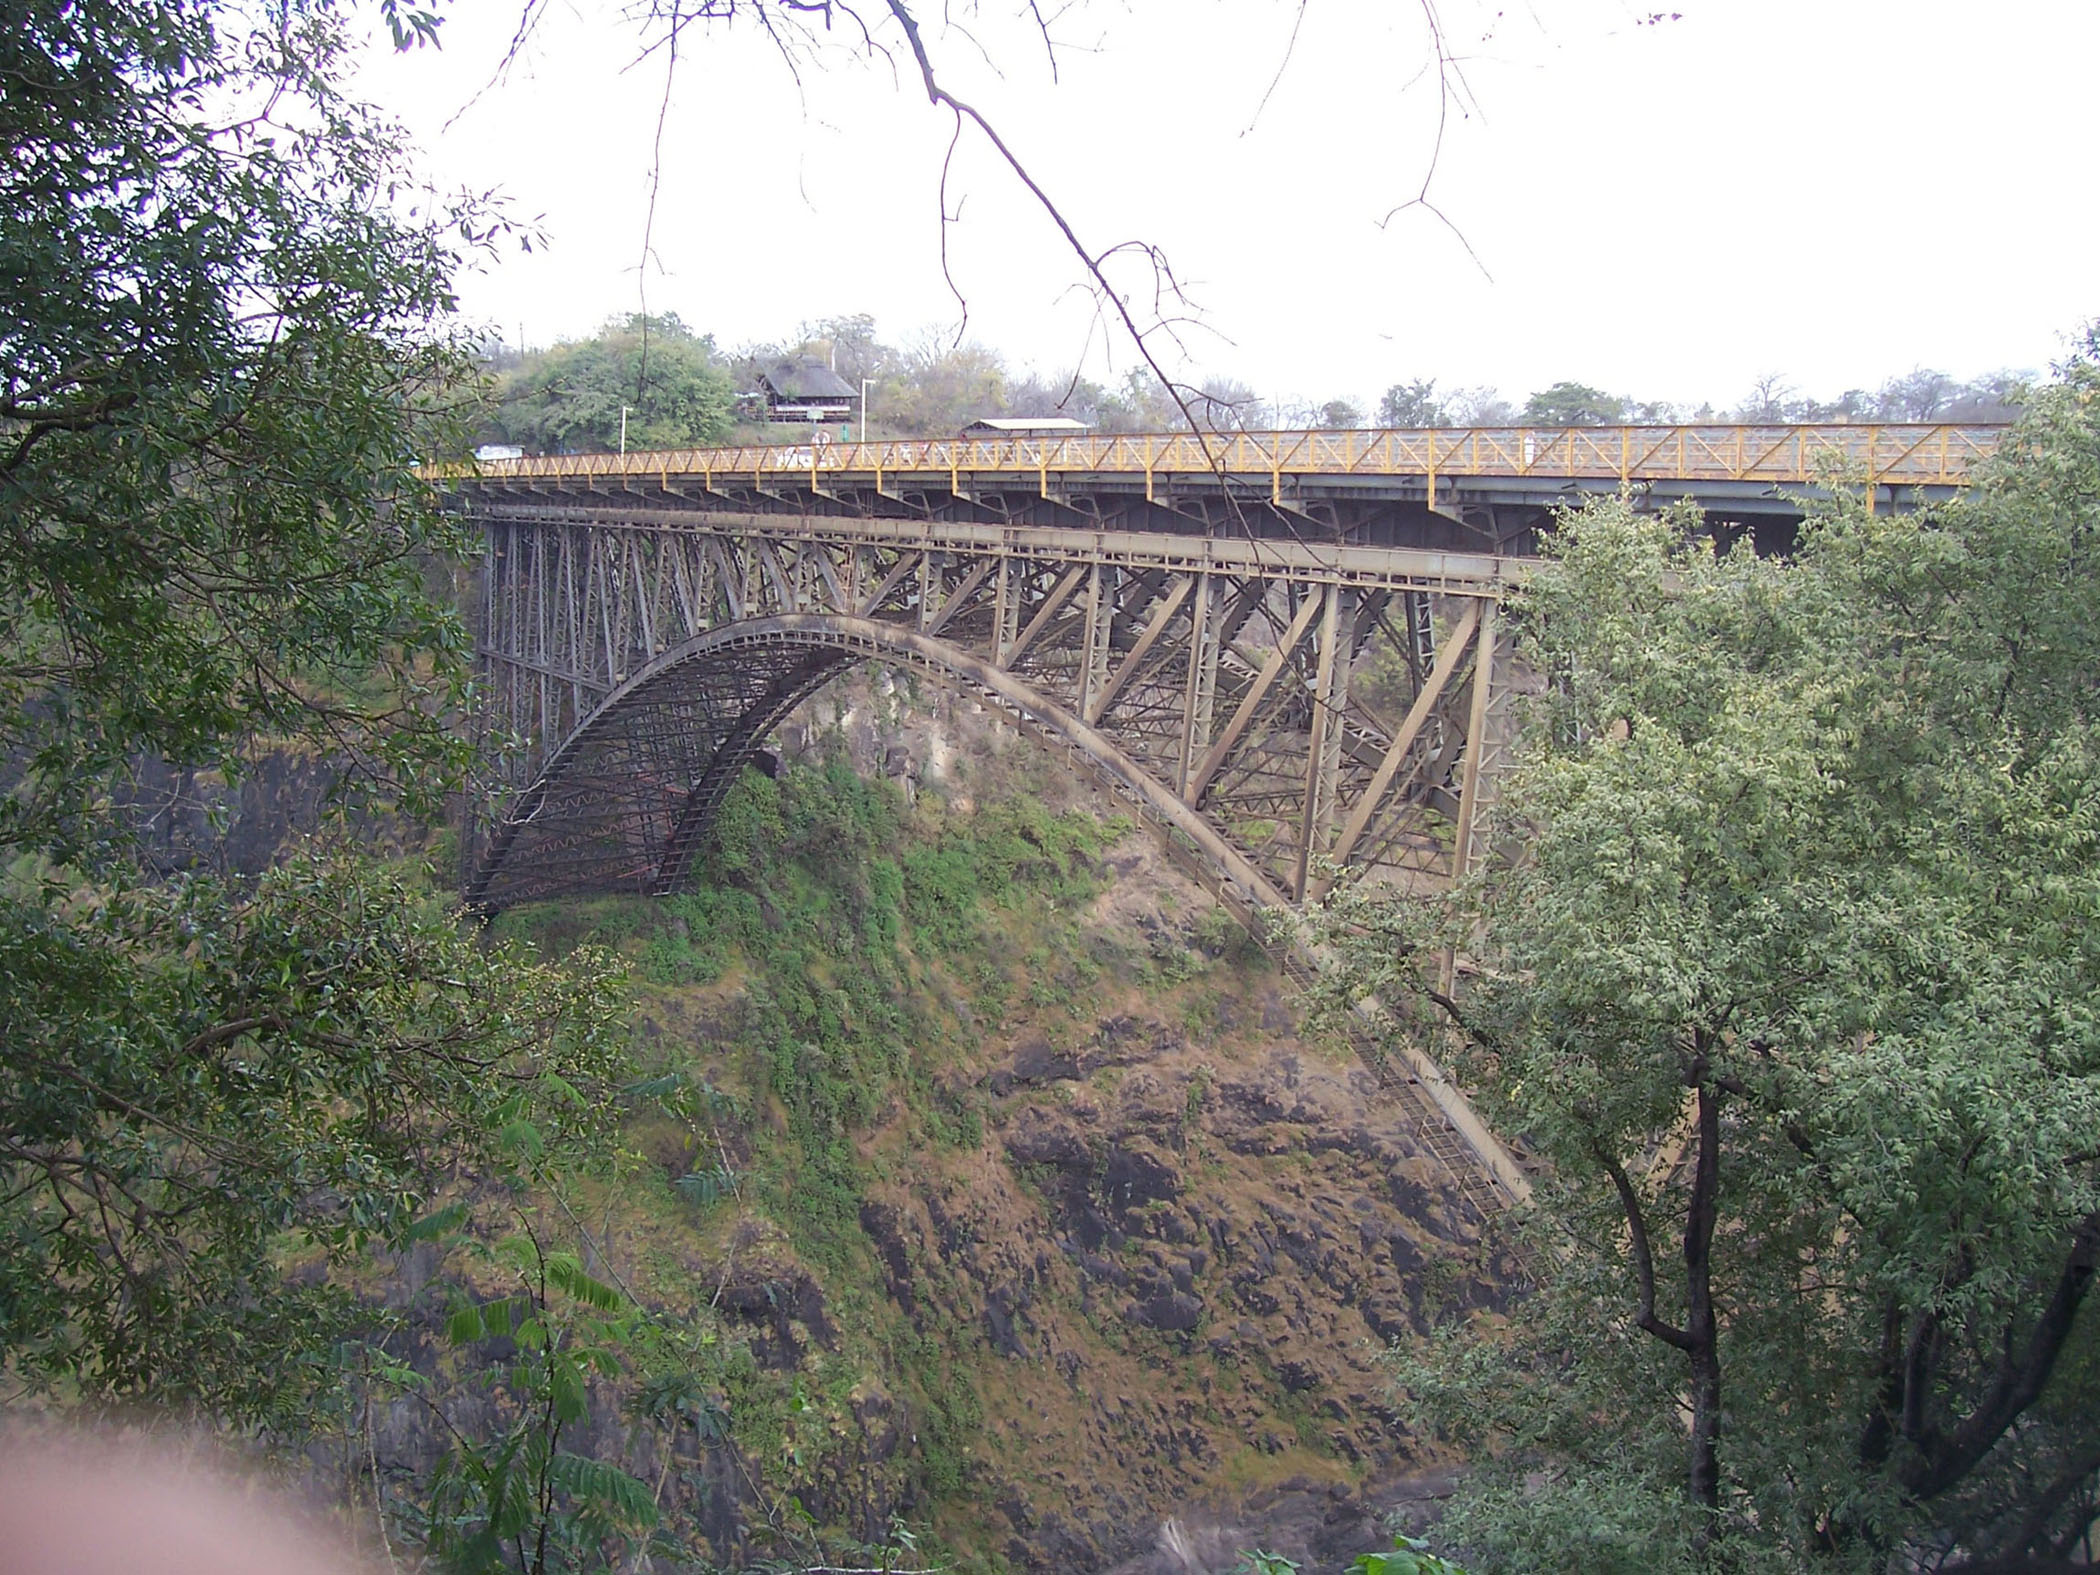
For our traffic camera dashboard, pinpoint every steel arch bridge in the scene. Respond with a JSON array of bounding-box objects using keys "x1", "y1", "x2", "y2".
[
  {"x1": 447, "y1": 422, "x2": 2005, "y2": 917},
  {"x1": 457, "y1": 508, "x2": 1521, "y2": 914}
]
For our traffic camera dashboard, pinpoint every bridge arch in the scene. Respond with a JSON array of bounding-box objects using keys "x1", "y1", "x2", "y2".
[{"x1": 465, "y1": 613, "x2": 1292, "y2": 914}]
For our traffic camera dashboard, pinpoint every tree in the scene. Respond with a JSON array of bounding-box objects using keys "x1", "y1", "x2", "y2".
[
  {"x1": 1192, "y1": 377, "x2": 1268, "y2": 432},
  {"x1": 877, "y1": 332, "x2": 1008, "y2": 434},
  {"x1": 1, "y1": 0, "x2": 631, "y2": 1425},
  {"x1": 1094, "y1": 366, "x2": 1192, "y2": 432},
  {"x1": 1735, "y1": 371, "x2": 1797, "y2": 421},
  {"x1": 1944, "y1": 372, "x2": 2028, "y2": 422},
  {"x1": 1874, "y1": 365, "x2": 1958, "y2": 420},
  {"x1": 797, "y1": 312, "x2": 895, "y2": 389},
  {"x1": 1325, "y1": 343, "x2": 2100, "y2": 1571},
  {"x1": 0, "y1": 856, "x2": 631, "y2": 1420},
  {"x1": 2, "y1": 0, "x2": 482, "y2": 855},
  {"x1": 1443, "y1": 386, "x2": 1517, "y2": 426},
  {"x1": 1379, "y1": 379, "x2": 1449, "y2": 428},
  {"x1": 1520, "y1": 380, "x2": 1627, "y2": 425},
  {"x1": 493, "y1": 313, "x2": 735, "y2": 453},
  {"x1": 1315, "y1": 397, "x2": 1365, "y2": 430}
]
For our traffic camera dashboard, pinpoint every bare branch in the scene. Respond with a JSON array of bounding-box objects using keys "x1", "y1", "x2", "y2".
[
  {"x1": 879, "y1": 0, "x2": 1215, "y2": 455},
  {"x1": 1240, "y1": 0, "x2": 1311, "y2": 136},
  {"x1": 1375, "y1": 0, "x2": 1493, "y2": 283}
]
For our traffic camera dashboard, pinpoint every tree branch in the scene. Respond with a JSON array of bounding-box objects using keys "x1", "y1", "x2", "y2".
[
  {"x1": 1903, "y1": 1209, "x2": 2100, "y2": 1502},
  {"x1": 1589, "y1": 1130, "x2": 1694, "y2": 1352},
  {"x1": 880, "y1": 0, "x2": 1211, "y2": 449}
]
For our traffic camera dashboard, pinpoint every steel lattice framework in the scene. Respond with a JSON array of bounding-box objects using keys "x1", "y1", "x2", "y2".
[
  {"x1": 449, "y1": 422, "x2": 2006, "y2": 915},
  {"x1": 461, "y1": 509, "x2": 1520, "y2": 914}
]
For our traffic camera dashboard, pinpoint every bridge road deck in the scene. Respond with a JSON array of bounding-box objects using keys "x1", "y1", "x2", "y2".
[{"x1": 448, "y1": 421, "x2": 2003, "y2": 540}]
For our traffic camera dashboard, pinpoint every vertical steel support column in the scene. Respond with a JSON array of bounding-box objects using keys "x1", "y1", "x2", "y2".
[
  {"x1": 1405, "y1": 589, "x2": 1434, "y2": 692},
  {"x1": 916, "y1": 551, "x2": 936, "y2": 630},
  {"x1": 844, "y1": 546, "x2": 868, "y2": 613},
  {"x1": 629, "y1": 532, "x2": 657, "y2": 667},
  {"x1": 992, "y1": 555, "x2": 1018, "y2": 665},
  {"x1": 1318, "y1": 584, "x2": 1354, "y2": 849},
  {"x1": 1177, "y1": 573, "x2": 1217, "y2": 797},
  {"x1": 561, "y1": 526, "x2": 584, "y2": 736},
  {"x1": 1077, "y1": 562, "x2": 1106, "y2": 719},
  {"x1": 1451, "y1": 596, "x2": 1500, "y2": 880},
  {"x1": 700, "y1": 535, "x2": 722, "y2": 626},
  {"x1": 485, "y1": 516, "x2": 508, "y2": 745},
  {"x1": 1293, "y1": 581, "x2": 1346, "y2": 899},
  {"x1": 532, "y1": 525, "x2": 551, "y2": 787},
  {"x1": 588, "y1": 529, "x2": 610, "y2": 685}
]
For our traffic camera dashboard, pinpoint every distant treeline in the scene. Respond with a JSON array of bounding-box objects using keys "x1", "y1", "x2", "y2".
[{"x1": 476, "y1": 311, "x2": 2032, "y2": 454}]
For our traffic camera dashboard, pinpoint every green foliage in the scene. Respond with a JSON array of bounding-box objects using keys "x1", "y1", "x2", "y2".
[
  {"x1": 899, "y1": 796, "x2": 1123, "y2": 952},
  {"x1": 410, "y1": 1228, "x2": 672, "y2": 1575},
  {"x1": 0, "y1": 0, "x2": 650, "y2": 1526},
  {"x1": 1378, "y1": 379, "x2": 1448, "y2": 427},
  {"x1": 677, "y1": 763, "x2": 1116, "y2": 1201},
  {"x1": 492, "y1": 313, "x2": 735, "y2": 453},
  {"x1": 1191, "y1": 905, "x2": 1258, "y2": 963},
  {"x1": 1234, "y1": 1551, "x2": 1300, "y2": 1575},
  {"x1": 1347, "y1": 1534, "x2": 1469, "y2": 1575},
  {"x1": 871, "y1": 336, "x2": 1008, "y2": 437},
  {"x1": 1519, "y1": 379, "x2": 1626, "y2": 425},
  {"x1": 2, "y1": 0, "x2": 485, "y2": 856},
  {"x1": 554, "y1": 757, "x2": 1121, "y2": 1523},
  {"x1": 673, "y1": 1164, "x2": 740, "y2": 1208},
  {"x1": 0, "y1": 855, "x2": 631, "y2": 1421},
  {"x1": 1325, "y1": 340, "x2": 2100, "y2": 1570}
]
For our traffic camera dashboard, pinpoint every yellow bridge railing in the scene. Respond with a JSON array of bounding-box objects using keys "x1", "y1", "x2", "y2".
[{"x1": 440, "y1": 423, "x2": 2007, "y2": 493}]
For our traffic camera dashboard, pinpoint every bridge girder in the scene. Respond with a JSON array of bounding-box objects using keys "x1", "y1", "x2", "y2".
[{"x1": 462, "y1": 507, "x2": 1520, "y2": 913}]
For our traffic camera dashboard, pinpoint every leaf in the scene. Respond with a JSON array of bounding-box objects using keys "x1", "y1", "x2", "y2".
[
  {"x1": 547, "y1": 1452, "x2": 658, "y2": 1528},
  {"x1": 549, "y1": 1352, "x2": 588, "y2": 1424},
  {"x1": 622, "y1": 1072, "x2": 683, "y2": 1100},
  {"x1": 546, "y1": 1253, "x2": 625, "y2": 1312},
  {"x1": 497, "y1": 1118, "x2": 545, "y2": 1159},
  {"x1": 397, "y1": 1200, "x2": 469, "y2": 1245},
  {"x1": 673, "y1": 1166, "x2": 736, "y2": 1207}
]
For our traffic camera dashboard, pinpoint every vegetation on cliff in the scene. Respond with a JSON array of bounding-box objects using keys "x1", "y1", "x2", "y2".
[
  {"x1": 352, "y1": 729, "x2": 1488, "y2": 1573},
  {"x1": 10, "y1": 2, "x2": 2094, "y2": 1572}
]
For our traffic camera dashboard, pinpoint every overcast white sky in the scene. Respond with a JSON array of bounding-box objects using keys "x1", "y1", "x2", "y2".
[{"x1": 356, "y1": 0, "x2": 2100, "y2": 413}]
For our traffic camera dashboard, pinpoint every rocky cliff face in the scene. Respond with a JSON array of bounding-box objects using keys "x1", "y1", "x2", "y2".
[
  {"x1": 856, "y1": 829, "x2": 1506, "y2": 1569},
  {"x1": 863, "y1": 990, "x2": 1503, "y2": 1569},
  {"x1": 767, "y1": 681, "x2": 1513, "y2": 1569},
  {"x1": 607, "y1": 826, "x2": 1503, "y2": 1572}
]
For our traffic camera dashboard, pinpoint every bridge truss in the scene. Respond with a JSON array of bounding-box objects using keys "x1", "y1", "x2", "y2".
[{"x1": 461, "y1": 507, "x2": 1518, "y2": 914}]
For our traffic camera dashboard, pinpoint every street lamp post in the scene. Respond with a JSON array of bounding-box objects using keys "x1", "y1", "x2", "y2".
[
  {"x1": 860, "y1": 379, "x2": 872, "y2": 445},
  {"x1": 619, "y1": 405, "x2": 633, "y2": 455}
]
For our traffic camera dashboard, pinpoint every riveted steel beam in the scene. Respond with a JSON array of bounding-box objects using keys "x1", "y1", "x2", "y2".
[{"x1": 1187, "y1": 589, "x2": 1326, "y2": 804}]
